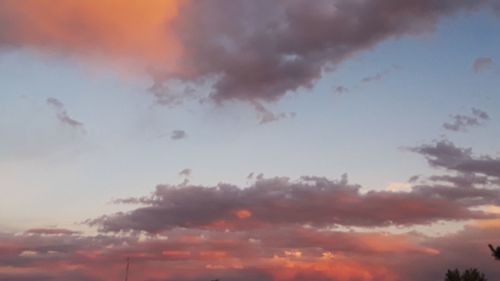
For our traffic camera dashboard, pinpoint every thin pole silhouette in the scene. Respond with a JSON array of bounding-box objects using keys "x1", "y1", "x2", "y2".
[{"x1": 124, "y1": 257, "x2": 130, "y2": 281}]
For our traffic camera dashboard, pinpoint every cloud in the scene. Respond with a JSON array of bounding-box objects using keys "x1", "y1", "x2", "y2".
[
  {"x1": 252, "y1": 102, "x2": 296, "y2": 125},
  {"x1": 0, "y1": 0, "x2": 181, "y2": 67},
  {"x1": 0, "y1": 226, "x2": 444, "y2": 281},
  {"x1": 3, "y1": 138, "x2": 500, "y2": 281},
  {"x1": 46, "y1": 98, "x2": 85, "y2": 131},
  {"x1": 334, "y1": 86, "x2": 349, "y2": 95},
  {"x1": 443, "y1": 108, "x2": 490, "y2": 132},
  {"x1": 0, "y1": 0, "x2": 493, "y2": 103},
  {"x1": 0, "y1": 273, "x2": 102, "y2": 281},
  {"x1": 90, "y1": 175, "x2": 495, "y2": 233},
  {"x1": 170, "y1": 130, "x2": 187, "y2": 140},
  {"x1": 410, "y1": 140, "x2": 500, "y2": 178},
  {"x1": 473, "y1": 57, "x2": 495, "y2": 73},
  {"x1": 24, "y1": 228, "x2": 80, "y2": 236},
  {"x1": 179, "y1": 169, "x2": 192, "y2": 178},
  {"x1": 391, "y1": 220, "x2": 500, "y2": 280},
  {"x1": 3, "y1": 217, "x2": 500, "y2": 281}
]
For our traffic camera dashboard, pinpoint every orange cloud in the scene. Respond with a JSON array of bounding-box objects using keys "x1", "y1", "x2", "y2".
[
  {"x1": 0, "y1": 0, "x2": 183, "y2": 68},
  {"x1": 235, "y1": 209, "x2": 252, "y2": 219},
  {"x1": 162, "y1": 250, "x2": 191, "y2": 258}
]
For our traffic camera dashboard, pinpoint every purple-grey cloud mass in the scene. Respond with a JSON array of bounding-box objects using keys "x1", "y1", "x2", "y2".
[{"x1": 443, "y1": 108, "x2": 490, "y2": 132}]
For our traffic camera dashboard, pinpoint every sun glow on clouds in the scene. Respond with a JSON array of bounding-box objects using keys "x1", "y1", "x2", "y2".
[
  {"x1": 0, "y1": 0, "x2": 183, "y2": 68},
  {"x1": 0, "y1": 1, "x2": 499, "y2": 280}
]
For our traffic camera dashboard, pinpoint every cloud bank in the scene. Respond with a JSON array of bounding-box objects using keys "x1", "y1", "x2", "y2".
[{"x1": 2, "y1": 140, "x2": 500, "y2": 280}]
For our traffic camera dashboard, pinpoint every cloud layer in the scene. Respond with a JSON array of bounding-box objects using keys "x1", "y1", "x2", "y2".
[
  {"x1": 0, "y1": 0, "x2": 494, "y2": 103},
  {"x1": 2, "y1": 140, "x2": 500, "y2": 280},
  {"x1": 91, "y1": 175, "x2": 495, "y2": 233}
]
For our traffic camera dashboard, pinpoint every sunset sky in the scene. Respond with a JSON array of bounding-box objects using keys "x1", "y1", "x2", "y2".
[{"x1": 1, "y1": 1, "x2": 500, "y2": 280}]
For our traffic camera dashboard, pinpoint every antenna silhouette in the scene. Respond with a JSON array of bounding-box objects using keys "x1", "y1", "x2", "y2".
[{"x1": 124, "y1": 257, "x2": 130, "y2": 281}]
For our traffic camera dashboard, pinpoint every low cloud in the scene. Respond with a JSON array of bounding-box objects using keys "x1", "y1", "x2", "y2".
[
  {"x1": 24, "y1": 228, "x2": 80, "y2": 236},
  {"x1": 90, "y1": 175, "x2": 495, "y2": 233},
  {"x1": 3, "y1": 139, "x2": 500, "y2": 281}
]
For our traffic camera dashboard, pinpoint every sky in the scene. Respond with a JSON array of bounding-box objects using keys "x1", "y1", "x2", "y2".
[{"x1": 1, "y1": 1, "x2": 500, "y2": 280}]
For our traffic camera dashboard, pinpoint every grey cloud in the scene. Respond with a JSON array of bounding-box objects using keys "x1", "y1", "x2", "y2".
[
  {"x1": 170, "y1": 130, "x2": 188, "y2": 140},
  {"x1": 334, "y1": 86, "x2": 349, "y2": 94},
  {"x1": 443, "y1": 108, "x2": 490, "y2": 132},
  {"x1": 253, "y1": 102, "x2": 295, "y2": 124},
  {"x1": 0, "y1": 1, "x2": 494, "y2": 104},
  {"x1": 46, "y1": 98, "x2": 85, "y2": 131},
  {"x1": 410, "y1": 140, "x2": 500, "y2": 178},
  {"x1": 158, "y1": 0, "x2": 488, "y2": 103},
  {"x1": 179, "y1": 168, "x2": 192, "y2": 177},
  {"x1": 90, "y1": 176, "x2": 494, "y2": 233}
]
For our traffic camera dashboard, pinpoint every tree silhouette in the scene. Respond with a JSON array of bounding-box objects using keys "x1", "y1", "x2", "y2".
[
  {"x1": 445, "y1": 268, "x2": 487, "y2": 281},
  {"x1": 445, "y1": 269, "x2": 461, "y2": 281},
  {"x1": 462, "y1": 269, "x2": 487, "y2": 281},
  {"x1": 488, "y1": 244, "x2": 500, "y2": 260}
]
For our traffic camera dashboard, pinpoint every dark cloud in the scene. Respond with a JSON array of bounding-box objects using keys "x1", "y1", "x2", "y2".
[
  {"x1": 179, "y1": 168, "x2": 192, "y2": 177},
  {"x1": 170, "y1": 130, "x2": 188, "y2": 140},
  {"x1": 410, "y1": 140, "x2": 500, "y2": 178},
  {"x1": 164, "y1": 0, "x2": 487, "y2": 103},
  {"x1": 473, "y1": 57, "x2": 494, "y2": 73},
  {"x1": 334, "y1": 86, "x2": 349, "y2": 95},
  {"x1": 0, "y1": 1, "x2": 495, "y2": 104},
  {"x1": 182, "y1": 0, "x2": 496, "y2": 102},
  {"x1": 90, "y1": 176, "x2": 494, "y2": 233},
  {"x1": 46, "y1": 98, "x2": 85, "y2": 131},
  {"x1": 443, "y1": 108, "x2": 490, "y2": 132}
]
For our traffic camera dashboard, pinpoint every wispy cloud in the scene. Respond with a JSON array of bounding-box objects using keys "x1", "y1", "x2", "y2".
[
  {"x1": 410, "y1": 140, "x2": 500, "y2": 178},
  {"x1": 253, "y1": 102, "x2": 296, "y2": 125},
  {"x1": 334, "y1": 86, "x2": 349, "y2": 95},
  {"x1": 443, "y1": 108, "x2": 490, "y2": 132},
  {"x1": 46, "y1": 98, "x2": 85, "y2": 132},
  {"x1": 473, "y1": 57, "x2": 494, "y2": 73},
  {"x1": 170, "y1": 130, "x2": 188, "y2": 140}
]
